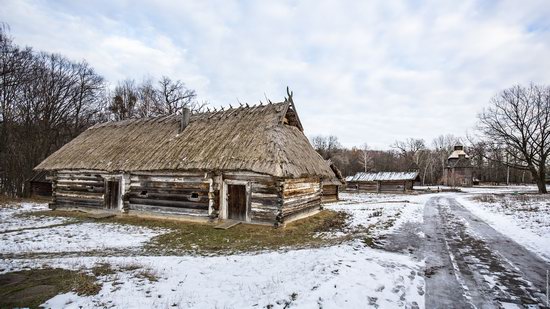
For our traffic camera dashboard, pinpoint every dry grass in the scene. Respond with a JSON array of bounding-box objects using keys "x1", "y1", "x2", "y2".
[
  {"x1": 29, "y1": 209, "x2": 350, "y2": 255},
  {"x1": 135, "y1": 269, "x2": 159, "y2": 282},
  {"x1": 0, "y1": 195, "x2": 52, "y2": 206},
  {"x1": 91, "y1": 263, "x2": 116, "y2": 277},
  {"x1": 0, "y1": 268, "x2": 100, "y2": 309},
  {"x1": 472, "y1": 193, "x2": 550, "y2": 212}
]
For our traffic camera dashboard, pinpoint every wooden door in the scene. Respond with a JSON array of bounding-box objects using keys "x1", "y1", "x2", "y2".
[
  {"x1": 227, "y1": 184, "x2": 247, "y2": 220},
  {"x1": 105, "y1": 180, "x2": 120, "y2": 209}
]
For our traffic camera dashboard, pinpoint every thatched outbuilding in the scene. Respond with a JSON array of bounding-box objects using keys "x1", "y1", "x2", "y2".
[
  {"x1": 35, "y1": 93, "x2": 339, "y2": 225},
  {"x1": 27, "y1": 170, "x2": 53, "y2": 197},
  {"x1": 321, "y1": 160, "x2": 345, "y2": 203},
  {"x1": 346, "y1": 171, "x2": 419, "y2": 193}
]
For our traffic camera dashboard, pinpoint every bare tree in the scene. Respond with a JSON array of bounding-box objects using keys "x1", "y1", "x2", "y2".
[
  {"x1": 157, "y1": 76, "x2": 197, "y2": 114},
  {"x1": 0, "y1": 25, "x2": 106, "y2": 196},
  {"x1": 477, "y1": 84, "x2": 550, "y2": 193},
  {"x1": 109, "y1": 76, "x2": 202, "y2": 119},
  {"x1": 109, "y1": 79, "x2": 138, "y2": 121},
  {"x1": 358, "y1": 143, "x2": 373, "y2": 172},
  {"x1": 311, "y1": 135, "x2": 342, "y2": 159},
  {"x1": 392, "y1": 138, "x2": 426, "y2": 170}
]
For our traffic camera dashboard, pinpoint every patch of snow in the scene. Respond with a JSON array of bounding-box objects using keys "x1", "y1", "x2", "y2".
[
  {"x1": 0, "y1": 222, "x2": 165, "y2": 254},
  {"x1": 328, "y1": 192, "x2": 430, "y2": 237},
  {"x1": 456, "y1": 194, "x2": 550, "y2": 261},
  {"x1": 0, "y1": 202, "x2": 167, "y2": 254},
  {"x1": 0, "y1": 202, "x2": 71, "y2": 232},
  {"x1": 31, "y1": 243, "x2": 425, "y2": 309}
]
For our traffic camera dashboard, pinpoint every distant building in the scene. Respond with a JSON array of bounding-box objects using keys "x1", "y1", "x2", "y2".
[
  {"x1": 26, "y1": 170, "x2": 53, "y2": 197},
  {"x1": 346, "y1": 171, "x2": 419, "y2": 193},
  {"x1": 443, "y1": 145, "x2": 473, "y2": 187}
]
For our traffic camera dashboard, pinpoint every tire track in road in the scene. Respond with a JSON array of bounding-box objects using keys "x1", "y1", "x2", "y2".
[{"x1": 422, "y1": 196, "x2": 550, "y2": 308}]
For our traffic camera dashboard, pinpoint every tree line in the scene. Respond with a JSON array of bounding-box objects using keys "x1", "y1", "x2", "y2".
[
  {"x1": 0, "y1": 25, "x2": 204, "y2": 196},
  {"x1": 311, "y1": 134, "x2": 531, "y2": 186},
  {"x1": 312, "y1": 84, "x2": 550, "y2": 193}
]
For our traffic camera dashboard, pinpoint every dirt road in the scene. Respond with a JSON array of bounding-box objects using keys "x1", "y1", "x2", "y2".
[{"x1": 420, "y1": 195, "x2": 550, "y2": 308}]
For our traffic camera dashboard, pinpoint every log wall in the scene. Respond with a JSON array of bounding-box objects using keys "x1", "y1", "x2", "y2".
[
  {"x1": 347, "y1": 181, "x2": 377, "y2": 191},
  {"x1": 222, "y1": 172, "x2": 281, "y2": 223},
  {"x1": 128, "y1": 173, "x2": 210, "y2": 217},
  {"x1": 347, "y1": 180, "x2": 414, "y2": 192},
  {"x1": 280, "y1": 177, "x2": 322, "y2": 221},
  {"x1": 53, "y1": 172, "x2": 106, "y2": 209},
  {"x1": 321, "y1": 184, "x2": 338, "y2": 203}
]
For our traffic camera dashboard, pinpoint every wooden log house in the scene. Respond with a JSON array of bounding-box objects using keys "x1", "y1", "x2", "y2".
[
  {"x1": 346, "y1": 171, "x2": 419, "y2": 193},
  {"x1": 34, "y1": 92, "x2": 340, "y2": 225}
]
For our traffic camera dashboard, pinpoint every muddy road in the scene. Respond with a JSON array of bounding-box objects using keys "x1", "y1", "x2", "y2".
[{"x1": 384, "y1": 195, "x2": 550, "y2": 308}]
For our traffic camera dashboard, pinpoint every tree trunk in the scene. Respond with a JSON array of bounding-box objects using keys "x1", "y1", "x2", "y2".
[
  {"x1": 535, "y1": 178, "x2": 547, "y2": 194},
  {"x1": 529, "y1": 165, "x2": 548, "y2": 194}
]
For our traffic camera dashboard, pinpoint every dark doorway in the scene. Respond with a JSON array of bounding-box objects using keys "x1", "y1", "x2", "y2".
[
  {"x1": 105, "y1": 180, "x2": 120, "y2": 209},
  {"x1": 227, "y1": 184, "x2": 247, "y2": 220}
]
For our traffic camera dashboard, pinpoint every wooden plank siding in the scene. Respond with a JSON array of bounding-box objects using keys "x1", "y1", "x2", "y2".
[
  {"x1": 347, "y1": 180, "x2": 414, "y2": 193},
  {"x1": 53, "y1": 172, "x2": 106, "y2": 209},
  {"x1": 280, "y1": 177, "x2": 322, "y2": 221},
  {"x1": 128, "y1": 173, "x2": 210, "y2": 217}
]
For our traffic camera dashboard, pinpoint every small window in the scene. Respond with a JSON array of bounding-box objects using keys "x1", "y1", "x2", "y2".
[
  {"x1": 189, "y1": 192, "x2": 200, "y2": 202},
  {"x1": 87, "y1": 186, "x2": 95, "y2": 192},
  {"x1": 140, "y1": 190, "x2": 148, "y2": 197}
]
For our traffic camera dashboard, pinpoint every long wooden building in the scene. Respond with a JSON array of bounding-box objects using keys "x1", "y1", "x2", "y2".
[
  {"x1": 35, "y1": 94, "x2": 340, "y2": 226},
  {"x1": 346, "y1": 171, "x2": 419, "y2": 193}
]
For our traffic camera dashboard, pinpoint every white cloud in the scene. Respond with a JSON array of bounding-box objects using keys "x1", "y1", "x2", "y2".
[{"x1": 2, "y1": 0, "x2": 550, "y2": 149}]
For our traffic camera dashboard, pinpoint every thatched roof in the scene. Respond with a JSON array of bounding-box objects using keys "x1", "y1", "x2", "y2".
[
  {"x1": 323, "y1": 160, "x2": 345, "y2": 185},
  {"x1": 35, "y1": 101, "x2": 336, "y2": 179}
]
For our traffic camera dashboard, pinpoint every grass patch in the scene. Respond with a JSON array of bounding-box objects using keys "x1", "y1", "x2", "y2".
[
  {"x1": 135, "y1": 269, "x2": 159, "y2": 282},
  {"x1": 30, "y1": 209, "x2": 350, "y2": 255},
  {"x1": 91, "y1": 263, "x2": 116, "y2": 277},
  {"x1": 144, "y1": 210, "x2": 350, "y2": 255},
  {"x1": 0, "y1": 195, "x2": 52, "y2": 206},
  {"x1": 0, "y1": 268, "x2": 101, "y2": 309}
]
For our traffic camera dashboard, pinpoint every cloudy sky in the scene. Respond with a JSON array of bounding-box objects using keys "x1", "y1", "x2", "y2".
[{"x1": 2, "y1": 0, "x2": 550, "y2": 149}]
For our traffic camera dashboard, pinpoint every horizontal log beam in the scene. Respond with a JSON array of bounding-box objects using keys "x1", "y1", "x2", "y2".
[
  {"x1": 128, "y1": 198, "x2": 208, "y2": 210},
  {"x1": 130, "y1": 204, "x2": 209, "y2": 215}
]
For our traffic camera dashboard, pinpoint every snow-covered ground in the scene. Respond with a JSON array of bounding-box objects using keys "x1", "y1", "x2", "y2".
[
  {"x1": 0, "y1": 202, "x2": 166, "y2": 255},
  {"x1": 456, "y1": 191, "x2": 550, "y2": 261},
  {"x1": 5, "y1": 244, "x2": 423, "y2": 309},
  {"x1": 0, "y1": 202, "x2": 72, "y2": 232},
  {"x1": 1, "y1": 197, "x2": 426, "y2": 309},
  {"x1": 1, "y1": 187, "x2": 548, "y2": 308},
  {"x1": 1, "y1": 222, "x2": 166, "y2": 254}
]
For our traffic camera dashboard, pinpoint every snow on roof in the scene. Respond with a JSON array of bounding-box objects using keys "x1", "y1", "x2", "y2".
[{"x1": 347, "y1": 171, "x2": 419, "y2": 182}]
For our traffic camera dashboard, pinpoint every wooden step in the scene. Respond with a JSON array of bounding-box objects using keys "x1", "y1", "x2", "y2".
[
  {"x1": 87, "y1": 212, "x2": 116, "y2": 219},
  {"x1": 214, "y1": 220, "x2": 241, "y2": 230}
]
